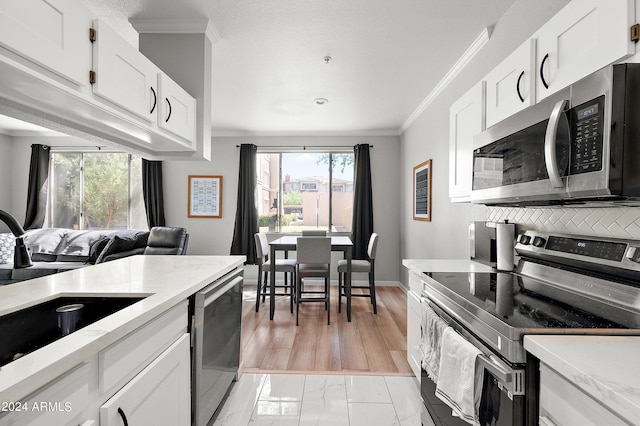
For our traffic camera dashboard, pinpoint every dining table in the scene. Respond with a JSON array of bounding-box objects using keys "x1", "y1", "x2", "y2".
[{"x1": 269, "y1": 235, "x2": 353, "y2": 322}]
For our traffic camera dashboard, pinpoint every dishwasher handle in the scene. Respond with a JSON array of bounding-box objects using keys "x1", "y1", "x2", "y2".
[{"x1": 196, "y1": 268, "x2": 243, "y2": 308}]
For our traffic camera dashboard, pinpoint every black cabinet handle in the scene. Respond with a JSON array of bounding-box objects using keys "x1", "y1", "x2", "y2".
[
  {"x1": 150, "y1": 87, "x2": 157, "y2": 114},
  {"x1": 165, "y1": 98, "x2": 172, "y2": 123},
  {"x1": 117, "y1": 407, "x2": 129, "y2": 426},
  {"x1": 516, "y1": 70, "x2": 525, "y2": 103},
  {"x1": 540, "y1": 53, "x2": 550, "y2": 89}
]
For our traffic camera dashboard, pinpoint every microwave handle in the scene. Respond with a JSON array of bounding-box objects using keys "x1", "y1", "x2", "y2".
[{"x1": 544, "y1": 99, "x2": 569, "y2": 188}]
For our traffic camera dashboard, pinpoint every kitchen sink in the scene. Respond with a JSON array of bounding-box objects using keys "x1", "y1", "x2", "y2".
[{"x1": 0, "y1": 296, "x2": 146, "y2": 367}]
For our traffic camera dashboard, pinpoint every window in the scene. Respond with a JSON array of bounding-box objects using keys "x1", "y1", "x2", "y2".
[
  {"x1": 256, "y1": 151, "x2": 354, "y2": 233},
  {"x1": 48, "y1": 152, "x2": 147, "y2": 230}
]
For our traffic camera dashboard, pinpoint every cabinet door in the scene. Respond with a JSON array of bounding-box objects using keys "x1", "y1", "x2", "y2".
[
  {"x1": 449, "y1": 81, "x2": 485, "y2": 202},
  {"x1": 100, "y1": 334, "x2": 191, "y2": 426},
  {"x1": 0, "y1": 0, "x2": 91, "y2": 85},
  {"x1": 485, "y1": 39, "x2": 536, "y2": 128},
  {"x1": 536, "y1": 0, "x2": 634, "y2": 101},
  {"x1": 539, "y1": 362, "x2": 626, "y2": 426},
  {"x1": 157, "y1": 73, "x2": 197, "y2": 145},
  {"x1": 91, "y1": 19, "x2": 158, "y2": 123},
  {"x1": 407, "y1": 289, "x2": 422, "y2": 382}
]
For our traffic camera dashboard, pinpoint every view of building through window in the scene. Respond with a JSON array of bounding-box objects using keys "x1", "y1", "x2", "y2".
[
  {"x1": 256, "y1": 151, "x2": 354, "y2": 233},
  {"x1": 48, "y1": 152, "x2": 147, "y2": 230}
]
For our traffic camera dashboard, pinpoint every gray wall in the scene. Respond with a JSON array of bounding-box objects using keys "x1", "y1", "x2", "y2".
[
  {"x1": 0, "y1": 134, "x2": 12, "y2": 232},
  {"x1": 399, "y1": 1, "x2": 570, "y2": 271},
  {"x1": 4, "y1": 134, "x2": 402, "y2": 283},
  {"x1": 164, "y1": 135, "x2": 401, "y2": 283}
]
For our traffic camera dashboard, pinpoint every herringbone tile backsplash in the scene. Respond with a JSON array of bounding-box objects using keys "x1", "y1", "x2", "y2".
[{"x1": 486, "y1": 206, "x2": 640, "y2": 240}]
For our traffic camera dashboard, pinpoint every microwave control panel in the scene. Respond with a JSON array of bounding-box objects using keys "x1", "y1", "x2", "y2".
[{"x1": 569, "y1": 95, "x2": 604, "y2": 175}]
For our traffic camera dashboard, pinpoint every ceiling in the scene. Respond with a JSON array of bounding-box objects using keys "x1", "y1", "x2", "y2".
[{"x1": 1, "y1": 0, "x2": 519, "y2": 137}]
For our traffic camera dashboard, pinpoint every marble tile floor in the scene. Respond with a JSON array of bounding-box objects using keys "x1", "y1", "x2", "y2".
[{"x1": 213, "y1": 373, "x2": 435, "y2": 426}]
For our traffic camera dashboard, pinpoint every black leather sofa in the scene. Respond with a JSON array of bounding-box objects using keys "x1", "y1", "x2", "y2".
[{"x1": 0, "y1": 226, "x2": 188, "y2": 285}]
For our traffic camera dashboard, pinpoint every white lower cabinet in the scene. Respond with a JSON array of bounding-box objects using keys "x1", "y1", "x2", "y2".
[
  {"x1": 0, "y1": 359, "x2": 98, "y2": 426},
  {"x1": 539, "y1": 362, "x2": 626, "y2": 426},
  {"x1": 100, "y1": 334, "x2": 191, "y2": 426}
]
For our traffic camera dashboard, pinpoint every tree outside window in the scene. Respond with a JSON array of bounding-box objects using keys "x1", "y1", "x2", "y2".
[{"x1": 49, "y1": 152, "x2": 147, "y2": 230}]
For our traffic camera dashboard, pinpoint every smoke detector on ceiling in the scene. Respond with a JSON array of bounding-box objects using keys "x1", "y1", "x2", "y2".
[{"x1": 314, "y1": 98, "x2": 328, "y2": 105}]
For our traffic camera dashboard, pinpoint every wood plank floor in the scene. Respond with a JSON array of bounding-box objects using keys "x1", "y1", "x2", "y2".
[{"x1": 240, "y1": 283, "x2": 413, "y2": 376}]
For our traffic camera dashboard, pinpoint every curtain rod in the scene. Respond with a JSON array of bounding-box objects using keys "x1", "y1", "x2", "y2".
[
  {"x1": 235, "y1": 145, "x2": 373, "y2": 149},
  {"x1": 50, "y1": 145, "x2": 110, "y2": 150}
]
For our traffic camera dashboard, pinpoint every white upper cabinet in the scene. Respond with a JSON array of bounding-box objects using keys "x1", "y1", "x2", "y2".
[
  {"x1": 91, "y1": 19, "x2": 158, "y2": 123},
  {"x1": 0, "y1": 0, "x2": 91, "y2": 86},
  {"x1": 536, "y1": 0, "x2": 635, "y2": 101},
  {"x1": 157, "y1": 73, "x2": 197, "y2": 145},
  {"x1": 449, "y1": 81, "x2": 485, "y2": 202},
  {"x1": 485, "y1": 39, "x2": 536, "y2": 128}
]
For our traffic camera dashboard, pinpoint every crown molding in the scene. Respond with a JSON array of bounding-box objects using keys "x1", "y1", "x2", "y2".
[
  {"x1": 400, "y1": 26, "x2": 492, "y2": 134},
  {"x1": 211, "y1": 128, "x2": 401, "y2": 138},
  {"x1": 129, "y1": 18, "x2": 221, "y2": 44}
]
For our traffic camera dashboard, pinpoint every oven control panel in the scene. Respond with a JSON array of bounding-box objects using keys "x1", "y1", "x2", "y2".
[{"x1": 516, "y1": 231, "x2": 640, "y2": 271}]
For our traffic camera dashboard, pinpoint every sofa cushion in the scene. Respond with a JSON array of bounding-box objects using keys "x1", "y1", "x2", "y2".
[
  {"x1": 86, "y1": 237, "x2": 112, "y2": 264},
  {"x1": 58, "y1": 230, "x2": 117, "y2": 257},
  {"x1": 0, "y1": 233, "x2": 14, "y2": 264},
  {"x1": 96, "y1": 235, "x2": 138, "y2": 264},
  {"x1": 24, "y1": 228, "x2": 67, "y2": 257}
]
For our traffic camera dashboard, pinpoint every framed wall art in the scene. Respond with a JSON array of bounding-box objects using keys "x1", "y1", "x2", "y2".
[
  {"x1": 188, "y1": 175, "x2": 222, "y2": 218},
  {"x1": 413, "y1": 160, "x2": 432, "y2": 221}
]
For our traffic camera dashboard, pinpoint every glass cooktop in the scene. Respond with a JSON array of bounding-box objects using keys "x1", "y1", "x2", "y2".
[{"x1": 424, "y1": 271, "x2": 629, "y2": 330}]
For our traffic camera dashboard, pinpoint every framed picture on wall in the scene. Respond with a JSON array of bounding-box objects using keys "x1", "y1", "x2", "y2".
[
  {"x1": 413, "y1": 160, "x2": 432, "y2": 221},
  {"x1": 188, "y1": 175, "x2": 222, "y2": 218}
]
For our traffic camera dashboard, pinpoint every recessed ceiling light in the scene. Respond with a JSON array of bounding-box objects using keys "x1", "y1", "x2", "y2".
[{"x1": 314, "y1": 98, "x2": 328, "y2": 105}]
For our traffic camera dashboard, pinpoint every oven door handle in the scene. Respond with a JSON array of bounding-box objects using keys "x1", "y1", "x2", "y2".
[{"x1": 477, "y1": 354, "x2": 512, "y2": 384}]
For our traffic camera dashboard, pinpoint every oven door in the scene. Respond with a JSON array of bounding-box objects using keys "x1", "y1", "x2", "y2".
[
  {"x1": 191, "y1": 268, "x2": 243, "y2": 426},
  {"x1": 420, "y1": 299, "x2": 526, "y2": 426}
]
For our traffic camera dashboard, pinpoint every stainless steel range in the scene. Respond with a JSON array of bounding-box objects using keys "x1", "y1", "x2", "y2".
[{"x1": 420, "y1": 231, "x2": 640, "y2": 426}]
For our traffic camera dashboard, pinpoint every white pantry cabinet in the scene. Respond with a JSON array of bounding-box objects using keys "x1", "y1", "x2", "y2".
[
  {"x1": 539, "y1": 362, "x2": 626, "y2": 426},
  {"x1": 449, "y1": 81, "x2": 485, "y2": 202},
  {"x1": 485, "y1": 39, "x2": 536, "y2": 128},
  {"x1": 0, "y1": 0, "x2": 91, "y2": 86},
  {"x1": 100, "y1": 334, "x2": 191, "y2": 426},
  {"x1": 535, "y1": 0, "x2": 634, "y2": 101}
]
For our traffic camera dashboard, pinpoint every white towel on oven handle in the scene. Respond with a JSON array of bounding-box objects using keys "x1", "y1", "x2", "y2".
[
  {"x1": 435, "y1": 327, "x2": 484, "y2": 426},
  {"x1": 420, "y1": 297, "x2": 448, "y2": 382}
]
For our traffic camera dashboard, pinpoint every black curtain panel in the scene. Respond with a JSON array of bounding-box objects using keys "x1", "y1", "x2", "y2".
[
  {"x1": 142, "y1": 159, "x2": 166, "y2": 228},
  {"x1": 230, "y1": 144, "x2": 259, "y2": 264},
  {"x1": 351, "y1": 144, "x2": 374, "y2": 260},
  {"x1": 23, "y1": 144, "x2": 50, "y2": 230}
]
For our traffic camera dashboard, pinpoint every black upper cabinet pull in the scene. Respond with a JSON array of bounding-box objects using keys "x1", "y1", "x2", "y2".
[
  {"x1": 165, "y1": 98, "x2": 172, "y2": 123},
  {"x1": 150, "y1": 87, "x2": 157, "y2": 114},
  {"x1": 516, "y1": 70, "x2": 525, "y2": 103},
  {"x1": 540, "y1": 53, "x2": 550, "y2": 89},
  {"x1": 117, "y1": 407, "x2": 129, "y2": 426}
]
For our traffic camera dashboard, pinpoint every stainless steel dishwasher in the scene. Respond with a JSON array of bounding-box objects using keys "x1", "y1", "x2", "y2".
[{"x1": 191, "y1": 267, "x2": 243, "y2": 426}]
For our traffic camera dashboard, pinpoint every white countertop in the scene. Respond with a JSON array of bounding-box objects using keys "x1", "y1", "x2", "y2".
[
  {"x1": 524, "y1": 335, "x2": 640, "y2": 425},
  {"x1": 402, "y1": 258, "x2": 495, "y2": 275},
  {"x1": 0, "y1": 255, "x2": 245, "y2": 403}
]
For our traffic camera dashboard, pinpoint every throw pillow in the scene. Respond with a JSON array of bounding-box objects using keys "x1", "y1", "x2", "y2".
[
  {"x1": 0, "y1": 233, "x2": 14, "y2": 264},
  {"x1": 86, "y1": 237, "x2": 111, "y2": 264},
  {"x1": 95, "y1": 235, "x2": 138, "y2": 264}
]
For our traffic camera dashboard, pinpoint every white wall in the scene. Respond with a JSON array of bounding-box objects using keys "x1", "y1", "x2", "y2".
[{"x1": 399, "y1": 1, "x2": 570, "y2": 271}]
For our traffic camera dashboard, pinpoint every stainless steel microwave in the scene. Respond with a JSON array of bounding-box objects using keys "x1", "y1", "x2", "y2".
[{"x1": 471, "y1": 63, "x2": 640, "y2": 206}]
